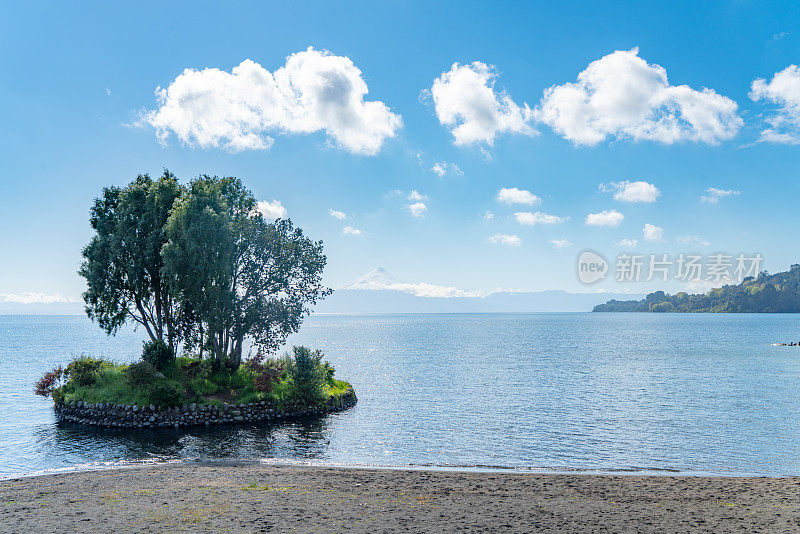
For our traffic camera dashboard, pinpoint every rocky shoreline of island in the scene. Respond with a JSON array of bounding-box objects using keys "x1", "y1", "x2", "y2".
[{"x1": 54, "y1": 388, "x2": 357, "y2": 429}]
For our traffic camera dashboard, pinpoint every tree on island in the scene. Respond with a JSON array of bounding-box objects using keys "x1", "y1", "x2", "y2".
[
  {"x1": 80, "y1": 171, "x2": 186, "y2": 352},
  {"x1": 162, "y1": 176, "x2": 330, "y2": 369},
  {"x1": 80, "y1": 172, "x2": 330, "y2": 370}
]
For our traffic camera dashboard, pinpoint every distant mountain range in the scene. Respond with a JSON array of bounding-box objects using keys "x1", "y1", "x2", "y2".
[
  {"x1": 314, "y1": 268, "x2": 644, "y2": 314},
  {"x1": 1, "y1": 267, "x2": 645, "y2": 315}
]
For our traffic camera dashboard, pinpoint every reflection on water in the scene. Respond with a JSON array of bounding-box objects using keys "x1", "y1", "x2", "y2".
[{"x1": 33, "y1": 415, "x2": 334, "y2": 469}]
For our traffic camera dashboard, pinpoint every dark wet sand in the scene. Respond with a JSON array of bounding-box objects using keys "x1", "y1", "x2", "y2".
[{"x1": 2, "y1": 464, "x2": 800, "y2": 532}]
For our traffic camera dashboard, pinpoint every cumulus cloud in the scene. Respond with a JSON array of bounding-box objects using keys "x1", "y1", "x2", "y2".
[
  {"x1": 514, "y1": 211, "x2": 566, "y2": 225},
  {"x1": 431, "y1": 162, "x2": 463, "y2": 177},
  {"x1": 677, "y1": 235, "x2": 710, "y2": 247},
  {"x1": 642, "y1": 223, "x2": 664, "y2": 241},
  {"x1": 750, "y1": 65, "x2": 800, "y2": 144},
  {"x1": 601, "y1": 180, "x2": 660, "y2": 202},
  {"x1": 408, "y1": 190, "x2": 427, "y2": 202},
  {"x1": 407, "y1": 202, "x2": 428, "y2": 218},
  {"x1": 342, "y1": 226, "x2": 363, "y2": 236},
  {"x1": 585, "y1": 210, "x2": 624, "y2": 227},
  {"x1": 488, "y1": 233, "x2": 522, "y2": 246},
  {"x1": 257, "y1": 200, "x2": 287, "y2": 220},
  {"x1": 427, "y1": 61, "x2": 535, "y2": 145},
  {"x1": 0, "y1": 292, "x2": 78, "y2": 304},
  {"x1": 483, "y1": 210, "x2": 495, "y2": 221},
  {"x1": 496, "y1": 187, "x2": 541, "y2": 205},
  {"x1": 142, "y1": 47, "x2": 402, "y2": 155},
  {"x1": 615, "y1": 238, "x2": 638, "y2": 248},
  {"x1": 536, "y1": 48, "x2": 742, "y2": 146},
  {"x1": 701, "y1": 187, "x2": 740, "y2": 203},
  {"x1": 329, "y1": 209, "x2": 347, "y2": 220},
  {"x1": 550, "y1": 238, "x2": 572, "y2": 249}
]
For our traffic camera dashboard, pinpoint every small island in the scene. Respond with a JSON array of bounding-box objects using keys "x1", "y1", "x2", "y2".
[
  {"x1": 35, "y1": 171, "x2": 356, "y2": 427},
  {"x1": 593, "y1": 264, "x2": 800, "y2": 313}
]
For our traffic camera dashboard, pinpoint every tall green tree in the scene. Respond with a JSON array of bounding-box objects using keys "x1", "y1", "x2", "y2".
[
  {"x1": 80, "y1": 171, "x2": 185, "y2": 351},
  {"x1": 162, "y1": 175, "x2": 331, "y2": 368}
]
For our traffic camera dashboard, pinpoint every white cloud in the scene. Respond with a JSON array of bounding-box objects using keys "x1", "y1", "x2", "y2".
[
  {"x1": 257, "y1": 199, "x2": 287, "y2": 220},
  {"x1": 0, "y1": 292, "x2": 78, "y2": 304},
  {"x1": 488, "y1": 233, "x2": 522, "y2": 246},
  {"x1": 585, "y1": 210, "x2": 624, "y2": 227},
  {"x1": 407, "y1": 202, "x2": 428, "y2": 218},
  {"x1": 642, "y1": 223, "x2": 664, "y2": 242},
  {"x1": 700, "y1": 187, "x2": 740, "y2": 203},
  {"x1": 431, "y1": 163, "x2": 446, "y2": 177},
  {"x1": 483, "y1": 210, "x2": 495, "y2": 221},
  {"x1": 677, "y1": 235, "x2": 710, "y2": 247},
  {"x1": 750, "y1": 65, "x2": 800, "y2": 144},
  {"x1": 536, "y1": 48, "x2": 742, "y2": 146},
  {"x1": 143, "y1": 47, "x2": 402, "y2": 155},
  {"x1": 601, "y1": 180, "x2": 660, "y2": 203},
  {"x1": 427, "y1": 61, "x2": 535, "y2": 145},
  {"x1": 431, "y1": 162, "x2": 463, "y2": 177},
  {"x1": 514, "y1": 211, "x2": 566, "y2": 225},
  {"x1": 329, "y1": 209, "x2": 347, "y2": 220},
  {"x1": 615, "y1": 238, "x2": 638, "y2": 248},
  {"x1": 496, "y1": 187, "x2": 541, "y2": 205},
  {"x1": 550, "y1": 238, "x2": 572, "y2": 249},
  {"x1": 408, "y1": 190, "x2": 427, "y2": 202},
  {"x1": 342, "y1": 226, "x2": 363, "y2": 236}
]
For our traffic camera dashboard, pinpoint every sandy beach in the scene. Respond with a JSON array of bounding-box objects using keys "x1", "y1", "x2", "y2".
[{"x1": 2, "y1": 463, "x2": 800, "y2": 532}]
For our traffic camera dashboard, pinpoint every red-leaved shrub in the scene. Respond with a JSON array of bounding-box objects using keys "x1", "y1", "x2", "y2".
[
  {"x1": 244, "y1": 350, "x2": 285, "y2": 393},
  {"x1": 35, "y1": 367, "x2": 63, "y2": 397}
]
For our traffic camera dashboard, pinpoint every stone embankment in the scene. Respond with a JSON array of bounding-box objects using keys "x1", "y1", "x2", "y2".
[{"x1": 54, "y1": 388, "x2": 356, "y2": 429}]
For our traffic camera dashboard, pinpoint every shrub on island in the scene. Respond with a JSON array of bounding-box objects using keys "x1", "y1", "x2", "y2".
[{"x1": 36, "y1": 346, "x2": 351, "y2": 414}]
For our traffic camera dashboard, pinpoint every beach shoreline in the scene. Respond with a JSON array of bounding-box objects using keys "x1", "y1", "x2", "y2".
[{"x1": 2, "y1": 463, "x2": 799, "y2": 532}]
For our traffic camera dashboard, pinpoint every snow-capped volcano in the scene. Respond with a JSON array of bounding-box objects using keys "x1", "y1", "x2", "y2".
[
  {"x1": 339, "y1": 267, "x2": 489, "y2": 298},
  {"x1": 339, "y1": 267, "x2": 400, "y2": 290}
]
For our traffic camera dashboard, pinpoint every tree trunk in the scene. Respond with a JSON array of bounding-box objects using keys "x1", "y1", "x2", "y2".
[{"x1": 230, "y1": 334, "x2": 244, "y2": 370}]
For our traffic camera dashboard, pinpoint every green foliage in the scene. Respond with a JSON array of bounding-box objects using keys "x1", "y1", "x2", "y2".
[
  {"x1": 162, "y1": 175, "x2": 331, "y2": 369},
  {"x1": 123, "y1": 361, "x2": 158, "y2": 388},
  {"x1": 80, "y1": 172, "x2": 331, "y2": 373},
  {"x1": 79, "y1": 171, "x2": 186, "y2": 349},
  {"x1": 65, "y1": 356, "x2": 112, "y2": 386},
  {"x1": 43, "y1": 347, "x2": 348, "y2": 409},
  {"x1": 594, "y1": 264, "x2": 800, "y2": 313},
  {"x1": 142, "y1": 339, "x2": 174, "y2": 371},
  {"x1": 149, "y1": 382, "x2": 184, "y2": 407},
  {"x1": 61, "y1": 367, "x2": 152, "y2": 406},
  {"x1": 286, "y1": 346, "x2": 327, "y2": 405}
]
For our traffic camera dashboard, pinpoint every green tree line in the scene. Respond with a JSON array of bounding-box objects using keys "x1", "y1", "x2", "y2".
[{"x1": 593, "y1": 264, "x2": 800, "y2": 313}]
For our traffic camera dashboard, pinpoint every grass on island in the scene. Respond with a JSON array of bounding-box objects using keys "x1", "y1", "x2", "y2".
[{"x1": 36, "y1": 346, "x2": 352, "y2": 409}]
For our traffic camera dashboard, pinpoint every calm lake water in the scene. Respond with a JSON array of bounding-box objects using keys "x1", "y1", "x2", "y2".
[{"x1": 2, "y1": 313, "x2": 800, "y2": 478}]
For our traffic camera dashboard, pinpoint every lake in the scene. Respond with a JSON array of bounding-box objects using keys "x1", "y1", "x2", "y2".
[{"x1": 2, "y1": 313, "x2": 800, "y2": 478}]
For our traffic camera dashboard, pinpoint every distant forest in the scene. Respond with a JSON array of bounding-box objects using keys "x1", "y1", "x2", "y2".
[{"x1": 593, "y1": 264, "x2": 800, "y2": 313}]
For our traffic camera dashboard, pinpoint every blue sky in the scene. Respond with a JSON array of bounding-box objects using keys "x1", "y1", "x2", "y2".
[{"x1": 2, "y1": 1, "x2": 800, "y2": 304}]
